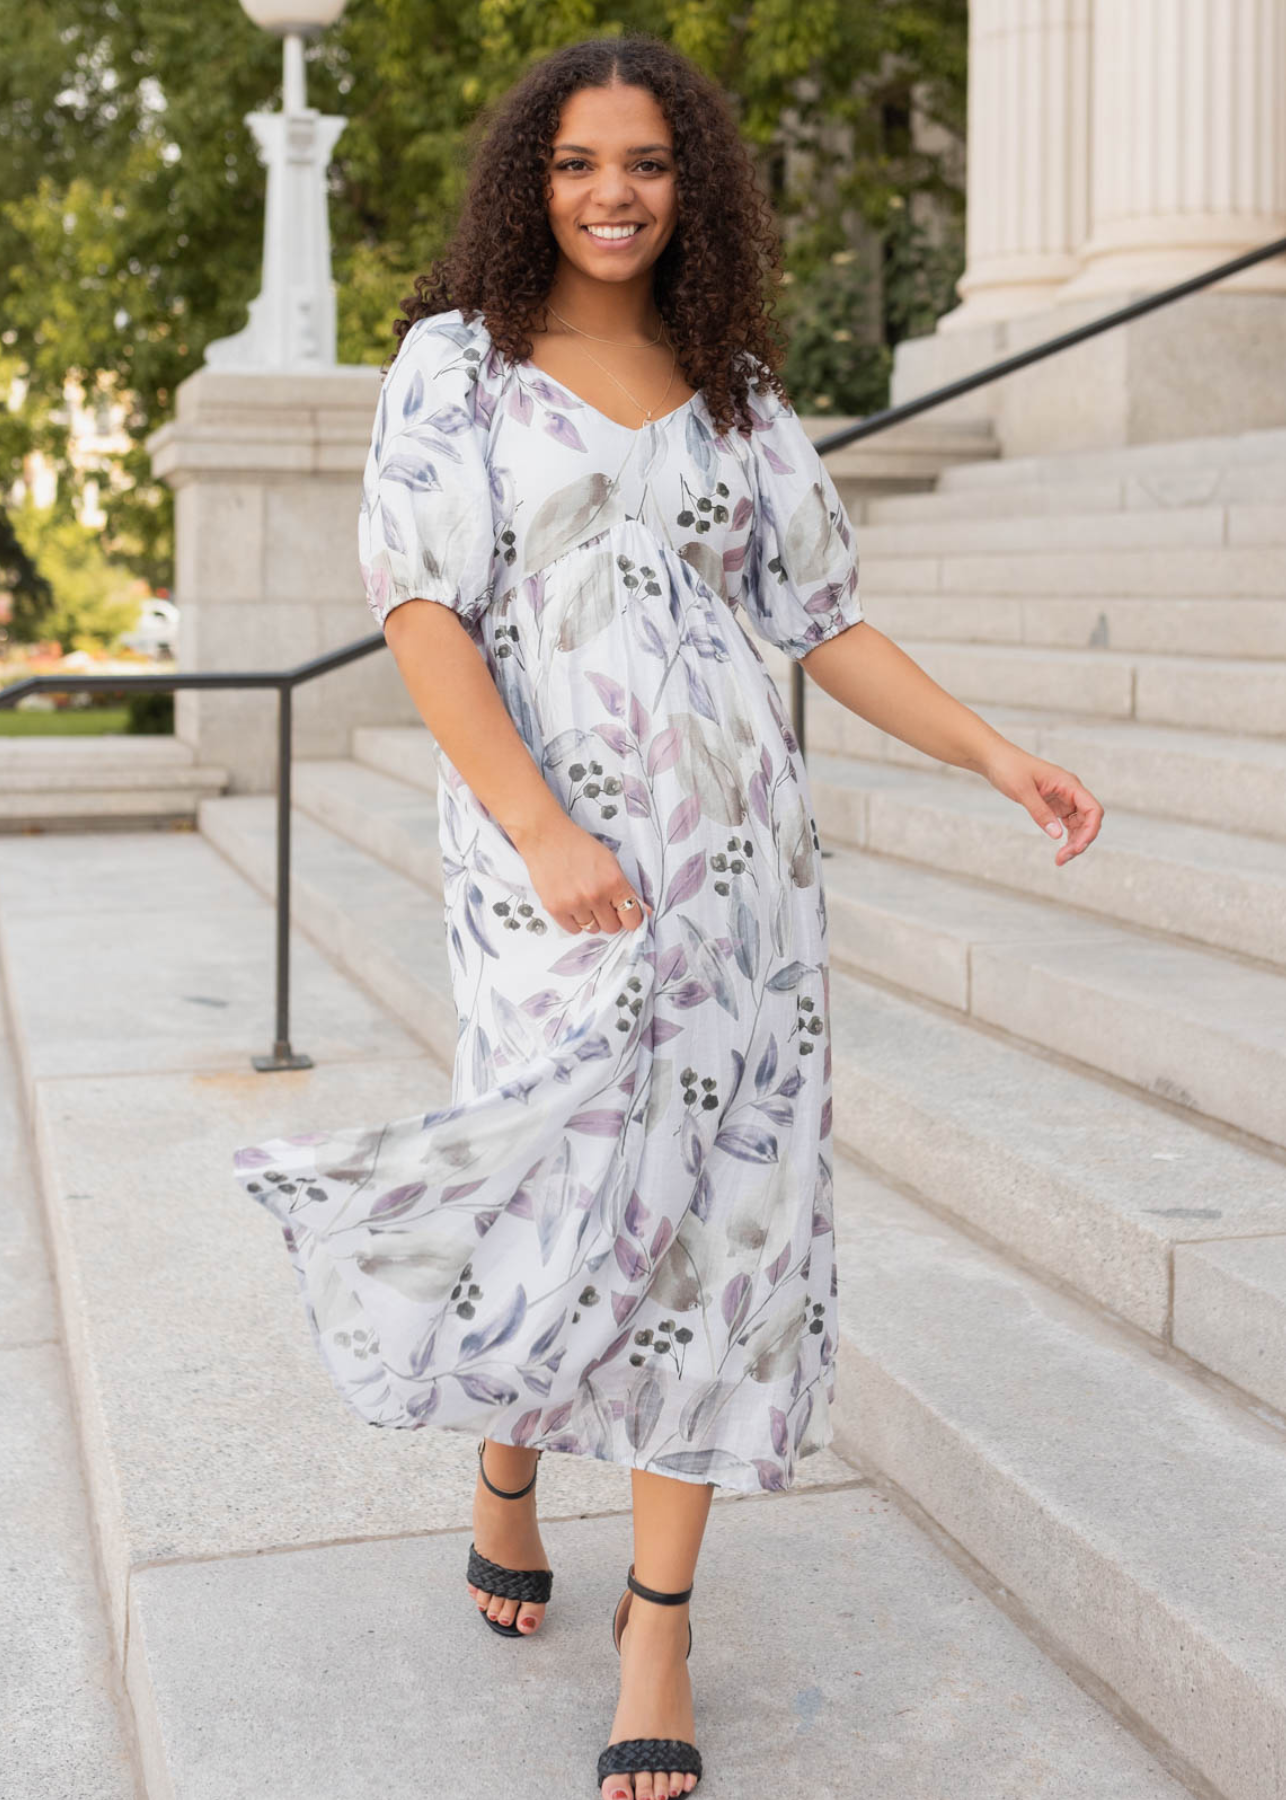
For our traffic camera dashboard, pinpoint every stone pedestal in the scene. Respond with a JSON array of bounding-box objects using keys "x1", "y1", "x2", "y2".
[
  {"x1": 146, "y1": 366, "x2": 420, "y2": 792},
  {"x1": 895, "y1": 0, "x2": 1286, "y2": 456}
]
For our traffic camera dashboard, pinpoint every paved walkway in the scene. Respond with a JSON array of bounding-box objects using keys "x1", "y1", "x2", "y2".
[{"x1": 0, "y1": 829, "x2": 1196, "y2": 1798}]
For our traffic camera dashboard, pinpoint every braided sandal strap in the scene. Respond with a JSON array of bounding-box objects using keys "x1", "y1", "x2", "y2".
[
  {"x1": 466, "y1": 1544, "x2": 553, "y2": 1603},
  {"x1": 597, "y1": 1740, "x2": 702, "y2": 1782}
]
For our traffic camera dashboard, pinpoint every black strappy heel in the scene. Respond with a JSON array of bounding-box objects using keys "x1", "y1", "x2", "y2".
[
  {"x1": 466, "y1": 1438, "x2": 553, "y2": 1638},
  {"x1": 596, "y1": 1563, "x2": 702, "y2": 1792}
]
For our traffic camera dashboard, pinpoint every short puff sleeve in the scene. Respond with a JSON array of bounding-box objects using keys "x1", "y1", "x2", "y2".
[
  {"x1": 358, "y1": 313, "x2": 496, "y2": 631},
  {"x1": 742, "y1": 376, "x2": 863, "y2": 661}
]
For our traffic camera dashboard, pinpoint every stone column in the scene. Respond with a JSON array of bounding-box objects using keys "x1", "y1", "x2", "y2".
[
  {"x1": 938, "y1": 0, "x2": 1091, "y2": 331},
  {"x1": 146, "y1": 366, "x2": 422, "y2": 792},
  {"x1": 1059, "y1": 0, "x2": 1286, "y2": 301}
]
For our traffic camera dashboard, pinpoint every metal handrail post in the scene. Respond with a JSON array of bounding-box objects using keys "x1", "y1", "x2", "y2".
[{"x1": 253, "y1": 680, "x2": 313, "y2": 1071}]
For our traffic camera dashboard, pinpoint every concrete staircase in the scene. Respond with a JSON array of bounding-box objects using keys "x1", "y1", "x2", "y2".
[
  {"x1": 198, "y1": 420, "x2": 1286, "y2": 1800},
  {"x1": 0, "y1": 735, "x2": 229, "y2": 831}
]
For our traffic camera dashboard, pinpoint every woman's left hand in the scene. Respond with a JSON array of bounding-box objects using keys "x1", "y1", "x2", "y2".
[{"x1": 980, "y1": 742, "x2": 1105, "y2": 866}]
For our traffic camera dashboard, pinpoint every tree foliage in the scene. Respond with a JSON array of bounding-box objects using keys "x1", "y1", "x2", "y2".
[{"x1": 0, "y1": 0, "x2": 965, "y2": 588}]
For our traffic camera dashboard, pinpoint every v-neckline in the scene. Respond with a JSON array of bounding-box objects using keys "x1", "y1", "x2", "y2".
[{"x1": 517, "y1": 358, "x2": 701, "y2": 435}]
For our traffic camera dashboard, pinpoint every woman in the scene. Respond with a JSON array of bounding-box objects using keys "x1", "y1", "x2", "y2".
[{"x1": 234, "y1": 32, "x2": 1103, "y2": 1799}]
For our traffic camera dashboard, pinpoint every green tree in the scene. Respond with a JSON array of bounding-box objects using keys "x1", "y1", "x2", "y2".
[
  {"x1": 8, "y1": 498, "x2": 143, "y2": 651},
  {"x1": 0, "y1": 0, "x2": 966, "y2": 585}
]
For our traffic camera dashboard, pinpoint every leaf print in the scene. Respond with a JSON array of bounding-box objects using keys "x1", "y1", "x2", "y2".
[
  {"x1": 732, "y1": 898, "x2": 759, "y2": 982},
  {"x1": 680, "y1": 1108, "x2": 704, "y2": 1175},
  {"x1": 508, "y1": 384, "x2": 533, "y2": 425},
  {"x1": 614, "y1": 1237, "x2": 648, "y2": 1282},
  {"x1": 653, "y1": 1449, "x2": 755, "y2": 1483},
  {"x1": 378, "y1": 454, "x2": 442, "y2": 493},
  {"x1": 673, "y1": 713, "x2": 746, "y2": 826},
  {"x1": 512, "y1": 1408, "x2": 543, "y2": 1445},
  {"x1": 754, "y1": 1033, "x2": 778, "y2": 1092},
  {"x1": 676, "y1": 913, "x2": 739, "y2": 1019},
  {"x1": 611, "y1": 1289, "x2": 635, "y2": 1326},
  {"x1": 401, "y1": 365, "x2": 424, "y2": 418},
  {"x1": 753, "y1": 1460, "x2": 788, "y2": 1491},
  {"x1": 666, "y1": 795, "x2": 701, "y2": 844},
  {"x1": 767, "y1": 960, "x2": 811, "y2": 992},
  {"x1": 527, "y1": 374, "x2": 584, "y2": 409},
  {"x1": 721, "y1": 1273, "x2": 753, "y2": 1336},
  {"x1": 526, "y1": 472, "x2": 618, "y2": 569},
  {"x1": 778, "y1": 795, "x2": 817, "y2": 892},
  {"x1": 684, "y1": 659, "x2": 718, "y2": 724},
  {"x1": 624, "y1": 1188, "x2": 651, "y2": 1238},
  {"x1": 586, "y1": 670, "x2": 626, "y2": 716},
  {"x1": 568, "y1": 1109, "x2": 626, "y2": 1136},
  {"x1": 762, "y1": 441, "x2": 794, "y2": 476},
  {"x1": 534, "y1": 1135, "x2": 576, "y2": 1265},
  {"x1": 766, "y1": 1242, "x2": 792, "y2": 1287},
  {"x1": 677, "y1": 538, "x2": 727, "y2": 600},
  {"x1": 783, "y1": 480, "x2": 837, "y2": 584},
  {"x1": 629, "y1": 693, "x2": 650, "y2": 739},
  {"x1": 581, "y1": 1327, "x2": 633, "y2": 1385},
  {"x1": 544, "y1": 411, "x2": 588, "y2": 454},
  {"x1": 664, "y1": 852, "x2": 706, "y2": 912},
  {"x1": 456, "y1": 1372, "x2": 519, "y2": 1407},
  {"x1": 649, "y1": 1216, "x2": 673, "y2": 1263},
  {"x1": 647, "y1": 726, "x2": 682, "y2": 778},
  {"x1": 460, "y1": 1285, "x2": 527, "y2": 1359},
  {"x1": 744, "y1": 1307, "x2": 803, "y2": 1384},
  {"x1": 594, "y1": 722, "x2": 632, "y2": 757},
  {"x1": 463, "y1": 882, "x2": 499, "y2": 958},
  {"x1": 714, "y1": 1123, "x2": 779, "y2": 1164},
  {"x1": 648, "y1": 1234, "x2": 703, "y2": 1313},
  {"x1": 527, "y1": 1310, "x2": 566, "y2": 1360},
  {"x1": 625, "y1": 1371, "x2": 664, "y2": 1452},
  {"x1": 555, "y1": 552, "x2": 617, "y2": 652},
  {"x1": 689, "y1": 1165, "x2": 714, "y2": 1223},
  {"x1": 371, "y1": 1182, "x2": 427, "y2": 1221},
  {"x1": 769, "y1": 1406, "x2": 790, "y2": 1457},
  {"x1": 679, "y1": 1380, "x2": 732, "y2": 1443}
]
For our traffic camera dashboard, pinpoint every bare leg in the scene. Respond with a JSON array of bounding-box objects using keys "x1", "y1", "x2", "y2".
[
  {"x1": 467, "y1": 1439, "x2": 550, "y2": 1633},
  {"x1": 600, "y1": 1469, "x2": 713, "y2": 1800}
]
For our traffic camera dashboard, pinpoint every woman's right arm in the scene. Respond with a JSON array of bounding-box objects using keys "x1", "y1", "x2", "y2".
[{"x1": 382, "y1": 599, "x2": 650, "y2": 935}]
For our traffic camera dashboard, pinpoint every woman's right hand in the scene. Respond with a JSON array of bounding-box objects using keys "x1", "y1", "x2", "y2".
[{"x1": 509, "y1": 812, "x2": 652, "y2": 937}]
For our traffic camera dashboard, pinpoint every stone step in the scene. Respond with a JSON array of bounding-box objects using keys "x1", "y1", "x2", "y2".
[
  {"x1": 278, "y1": 762, "x2": 1286, "y2": 1375},
  {"x1": 804, "y1": 695, "x2": 1286, "y2": 842},
  {"x1": 859, "y1": 591, "x2": 1286, "y2": 658},
  {"x1": 0, "y1": 735, "x2": 229, "y2": 828},
  {"x1": 296, "y1": 754, "x2": 1286, "y2": 1151},
  {"x1": 822, "y1": 841, "x2": 1286, "y2": 1151},
  {"x1": 866, "y1": 462, "x2": 1286, "y2": 522},
  {"x1": 861, "y1": 544, "x2": 1286, "y2": 598},
  {"x1": 191, "y1": 799, "x2": 1286, "y2": 1793},
  {"x1": 936, "y1": 424, "x2": 1286, "y2": 491},
  {"x1": 197, "y1": 793, "x2": 458, "y2": 1067},
  {"x1": 859, "y1": 502, "x2": 1286, "y2": 557},
  {"x1": 829, "y1": 1155, "x2": 1286, "y2": 1800},
  {"x1": 878, "y1": 640, "x2": 1286, "y2": 736},
  {"x1": 826, "y1": 965, "x2": 1286, "y2": 1362},
  {"x1": 808, "y1": 751, "x2": 1286, "y2": 966}
]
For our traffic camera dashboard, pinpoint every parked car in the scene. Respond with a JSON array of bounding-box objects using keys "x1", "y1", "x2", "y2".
[{"x1": 120, "y1": 598, "x2": 179, "y2": 659}]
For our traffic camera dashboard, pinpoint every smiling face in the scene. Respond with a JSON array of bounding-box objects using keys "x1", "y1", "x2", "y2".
[{"x1": 544, "y1": 81, "x2": 679, "y2": 285}]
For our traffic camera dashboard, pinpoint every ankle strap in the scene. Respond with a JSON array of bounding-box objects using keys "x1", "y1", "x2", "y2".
[
  {"x1": 626, "y1": 1563, "x2": 694, "y2": 1606},
  {"x1": 476, "y1": 1439, "x2": 541, "y2": 1500}
]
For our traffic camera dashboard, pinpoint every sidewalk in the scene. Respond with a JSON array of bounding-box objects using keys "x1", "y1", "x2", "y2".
[{"x1": 0, "y1": 829, "x2": 1197, "y2": 1798}]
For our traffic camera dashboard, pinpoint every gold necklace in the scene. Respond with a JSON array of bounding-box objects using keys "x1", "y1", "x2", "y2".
[
  {"x1": 545, "y1": 304, "x2": 665, "y2": 345},
  {"x1": 543, "y1": 304, "x2": 678, "y2": 422}
]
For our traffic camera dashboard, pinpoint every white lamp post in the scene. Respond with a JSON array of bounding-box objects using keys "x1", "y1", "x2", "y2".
[{"x1": 204, "y1": 0, "x2": 349, "y2": 371}]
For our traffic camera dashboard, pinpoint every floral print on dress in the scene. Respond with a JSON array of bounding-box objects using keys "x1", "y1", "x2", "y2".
[{"x1": 233, "y1": 307, "x2": 864, "y2": 1493}]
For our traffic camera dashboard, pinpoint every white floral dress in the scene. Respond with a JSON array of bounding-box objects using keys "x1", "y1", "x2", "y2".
[{"x1": 232, "y1": 307, "x2": 864, "y2": 1493}]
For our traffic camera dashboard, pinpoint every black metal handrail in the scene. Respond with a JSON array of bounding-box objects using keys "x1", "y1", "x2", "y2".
[
  {"x1": 0, "y1": 634, "x2": 384, "y2": 1070},
  {"x1": 3, "y1": 231, "x2": 1282, "y2": 1068}
]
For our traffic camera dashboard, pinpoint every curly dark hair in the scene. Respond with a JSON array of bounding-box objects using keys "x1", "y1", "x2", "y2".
[{"x1": 392, "y1": 32, "x2": 792, "y2": 436}]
